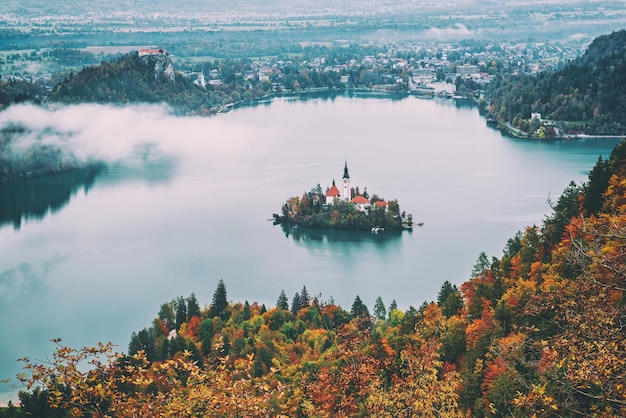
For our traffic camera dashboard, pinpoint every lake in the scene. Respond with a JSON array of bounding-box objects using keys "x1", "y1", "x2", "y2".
[{"x1": 0, "y1": 94, "x2": 621, "y2": 401}]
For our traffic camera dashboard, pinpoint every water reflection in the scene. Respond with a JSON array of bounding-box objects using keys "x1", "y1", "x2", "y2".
[
  {"x1": 234, "y1": 90, "x2": 409, "y2": 111},
  {"x1": 0, "y1": 165, "x2": 103, "y2": 230},
  {"x1": 280, "y1": 223, "x2": 406, "y2": 245},
  {"x1": 0, "y1": 151, "x2": 177, "y2": 230},
  {"x1": 97, "y1": 157, "x2": 177, "y2": 187},
  {"x1": 453, "y1": 97, "x2": 477, "y2": 109}
]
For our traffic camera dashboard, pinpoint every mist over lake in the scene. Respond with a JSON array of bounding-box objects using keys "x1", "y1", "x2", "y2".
[{"x1": 0, "y1": 94, "x2": 621, "y2": 401}]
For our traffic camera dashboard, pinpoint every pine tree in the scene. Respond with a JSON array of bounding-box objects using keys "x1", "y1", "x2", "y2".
[
  {"x1": 300, "y1": 285, "x2": 310, "y2": 307},
  {"x1": 437, "y1": 281, "x2": 455, "y2": 306},
  {"x1": 199, "y1": 319, "x2": 213, "y2": 356},
  {"x1": 470, "y1": 252, "x2": 490, "y2": 278},
  {"x1": 583, "y1": 156, "x2": 610, "y2": 215},
  {"x1": 175, "y1": 296, "x2": 187, "y2": 330},
  {"x1": 243, "y1": 300, "x2": 251, "y2": 320},
  {"x1": 291, "y1": 292, "x2": 302, "y2": 315},
  {"x1": 277, "y1": 290, "x2": 289, "y2": 311},
  {"x1": 187, "y1": 293, "x2": 201, "y2": 320},
  {"x1": 437, "y1": 281, "x2": 463, "y2": 318},
  {"x1": 388, "y1": 299, "x2": 398, "y2": 321},
  {"x1": 373, "y1": 296, "x2": 386, "y2": 321},
  {"x1": 209, "y1": 279, "x2": 228, "y2": 319},
  {"x1": 350, "y1": 295, "x2": 370, "y2": 318}
]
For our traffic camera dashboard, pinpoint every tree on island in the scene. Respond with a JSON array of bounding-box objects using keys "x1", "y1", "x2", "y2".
[{"x1": 277, "y1": 186, "x2": 408, "y2": 231}]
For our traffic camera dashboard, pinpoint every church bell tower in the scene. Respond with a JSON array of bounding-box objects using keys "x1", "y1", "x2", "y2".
[{"x1": 342, "y1": 161, "x2": 351, "y2": 202}]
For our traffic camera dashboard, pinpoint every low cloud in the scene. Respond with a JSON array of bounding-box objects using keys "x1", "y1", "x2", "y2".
[
  {"x1": 569, "y1": 33, "x2": 590, "y2": 42},
  {"x1": 0, "y1": 103, "x2": 175, "y2": 165},
  {"x1": 422, "y1": 23, "x2": 479, "y2": 40},
  {"x1": 0, "y1": 103, "x2": 265, "y2": 174}
]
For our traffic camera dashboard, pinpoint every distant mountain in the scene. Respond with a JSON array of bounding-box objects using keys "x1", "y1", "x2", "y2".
[
  {"x1": 47, "y1": 51, "x2": 210, "y2": 114},
  {"x1": 487, "y1": 29, "x2": 626, "y2": 135}
]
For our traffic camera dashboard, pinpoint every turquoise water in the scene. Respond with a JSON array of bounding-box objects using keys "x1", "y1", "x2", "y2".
[{"x1": 0, "y1": 96, "x2": 621, "y2": 401}]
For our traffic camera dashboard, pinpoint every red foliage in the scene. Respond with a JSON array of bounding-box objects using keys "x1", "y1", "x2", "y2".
[
  {"x1": 155, "y1": 318, "x2": 169, "y2": 336},
  {"x1": 186, "y1": 316, "x2": 201, "y2": 340}
]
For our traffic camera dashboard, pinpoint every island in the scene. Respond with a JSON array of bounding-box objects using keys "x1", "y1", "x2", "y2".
[{"x1": 273, "y1": 162, "x2": 413, "y2": 231}]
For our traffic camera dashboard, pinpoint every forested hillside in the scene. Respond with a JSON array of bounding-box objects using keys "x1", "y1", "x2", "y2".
[
  {"x1": 0, "y1": 79, "x2": 47, "y2": 108},
  {"x1": 10, "y1": 140, "x2": 626, "y2": 417},
  {"x1": 47, "y1": 52, "x2": 212, "y2": 115},
  {"x1": 487, "y1": 29, "x2": 626, "y2": 135}
]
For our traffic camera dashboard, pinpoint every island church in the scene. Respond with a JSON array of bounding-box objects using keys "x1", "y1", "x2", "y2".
[
  {"x1": 324, "y1": 161, "x2": 351, "y2": 204},
  {"x1": 324, "y1": 162, "x2": 386, "y2": 211}
]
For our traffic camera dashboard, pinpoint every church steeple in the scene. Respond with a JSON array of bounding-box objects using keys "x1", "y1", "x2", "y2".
[{"x1": 342, "y1": 161, "x2": 351, "y2": 201}]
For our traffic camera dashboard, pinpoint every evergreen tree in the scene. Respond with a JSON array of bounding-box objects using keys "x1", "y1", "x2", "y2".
[
  {"x1": 277, "y1": 290, "x2": 289, "y2": 311},
  {"x1": 583, "y1": 156, "x2": 610, "y2": 216},
  {"x1": 199, "y1": 319, "x2": 214, "y2": 356},
  {"x1": 169, "y1": 335, "x2": 187, "y2": 358},
  {"x1": 300, "y1": 285, "x2": 310, "y2": 307},
  {"x1": 18, "y1": 388, "x2": 67, "y2": 418},
  {"x1": 470, "y1": 251, "x2": 490, "y2": 278},
  {"x1": 243, "y1": 300, "x2": 251, "y2": 320},
  {"x1": 128, "y1": 327, "x2": 156, "y2": 361},
  {"x1": 437, "y1": 281, "x2": 455, "y2": 305},
  {"x1": 400, "y1": 305, "x2": 419, "y2": 335},
  {"x1": 437, "y1": 281, "x2": 463, "y2": 318},
  {"x1": 175, "y1": 296, "x2": 187, "y2": 329},
  {"x1": 350, "y1": 295, "x2": 370, "y2": 318},
  {"x1": 504, "y1": 231, "x2": 522, "y2": 257},
  {"x1": 187, "y1": 293, "x2": 201, "y2": 320},
  {"x1": 158, "y1": 302, "x2": 175, "y2": 330},
  {"x1": 291, "y1": 292, "x2": 302, "y2": 315},
  {"x1": 209, "y1": 279, "x2": 228, "y2": 318},
  {"x1": 388, "y1": 299, "x2": 398, "y2": 321},
  {"x1": 373, "y1": 296, "x2": 386, "y2": 321},
  {"x1": 543, "y1": 181, "x2": 582, "y2": 247},
  {"x1": 157, "y1": 337, "x2": 169, "y2": 361}
]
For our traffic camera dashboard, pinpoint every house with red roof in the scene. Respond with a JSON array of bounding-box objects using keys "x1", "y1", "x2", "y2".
[
  {"x1": 325, "y1": 180, "x2": 341, "y2": 204},
  {"x1": 351, "y1": 194, "x2": 369, "y2": 211},
  {"x1": 325, "y1": 161, "x2": 353, "y2": 205},
  {"x1": 138, "y1": 48, "x2": 166, "y2": 57},
  {"x1": 374, "y1": 200, "x2": 388, "y2": 210}
]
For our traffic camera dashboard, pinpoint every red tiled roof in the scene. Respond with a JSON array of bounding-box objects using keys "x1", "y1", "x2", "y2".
[
  {"x1": 139, "y1": 48, "x2": 164, "y2": 55},
  {"x1": 375, "y1": 200, "x2": 387, "y2": 208},
  {"x1": 326, "y1": 185, "x2": 341, "y2": 197},
  {"x1": 351, "y1": 195, "x2": 369, "y2": 204}
]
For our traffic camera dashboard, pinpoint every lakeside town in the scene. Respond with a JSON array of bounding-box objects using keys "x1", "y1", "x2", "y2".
[
  {"x1": 1, "y1": 38, "x2": 588, "y2": 138},
  {"x1": 2, "y1": 38, "x2": 584, "y2": 97}
]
